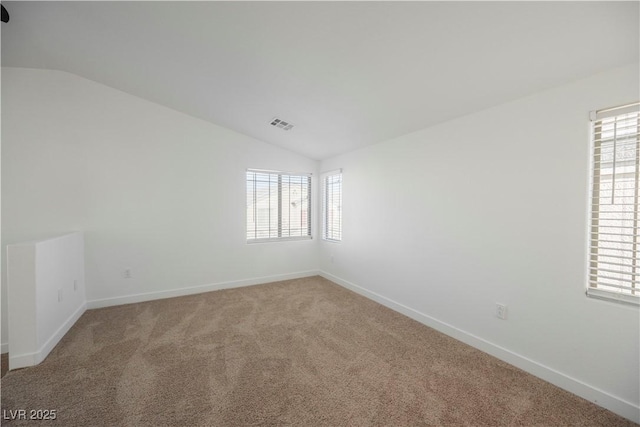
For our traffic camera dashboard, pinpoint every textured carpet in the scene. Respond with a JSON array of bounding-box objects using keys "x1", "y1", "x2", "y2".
[{"x1": 1, "y1": 276, "x2": 636, "y2": 426}]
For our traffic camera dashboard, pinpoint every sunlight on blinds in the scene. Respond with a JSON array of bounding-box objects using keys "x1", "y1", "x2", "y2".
[
  {"x1": 589, "y1": 103, "x2": 640, "y2": 304},
  {"x1": 246, "y1": 170, "x2": 311, "y2": 242},
  {"x1": 323, "y1": 171, "x2": 342, "y2": 242}
]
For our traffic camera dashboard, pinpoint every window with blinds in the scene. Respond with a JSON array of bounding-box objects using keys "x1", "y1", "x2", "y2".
[
  {"x1": 588, "y1": 102, "x2": 640, "y2": 305},
  {"x1": 246, "y1": 169, "x2": 311, "y2": 242},
  {"x1": 323, "y1": 170, "x2": 342, "y2": 242}
]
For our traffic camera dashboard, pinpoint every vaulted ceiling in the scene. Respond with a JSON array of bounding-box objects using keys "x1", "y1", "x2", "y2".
[{"x1": 2, "y1": 1, "x2": 638, "y2": 160}]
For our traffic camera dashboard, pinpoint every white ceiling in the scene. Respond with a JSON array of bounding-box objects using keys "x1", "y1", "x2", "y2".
[{"x1": 2, "y1": 1, "x2": 639, "y2": 160}]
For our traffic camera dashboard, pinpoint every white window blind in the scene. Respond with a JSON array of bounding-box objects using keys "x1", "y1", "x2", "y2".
[
  {"x1": 588, "y1": 102, "x2": 640, "y2": 305},
  {"x1": 246, "y1": 169, "x2": 311, "y2": 242},
  {"x1": 323, "y1": 170, "x2": 342, "y2": 242}
]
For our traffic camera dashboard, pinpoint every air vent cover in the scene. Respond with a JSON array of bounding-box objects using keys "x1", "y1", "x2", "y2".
[{"x1": 270, "y1": 117, "x2": 294, "y2": 131}]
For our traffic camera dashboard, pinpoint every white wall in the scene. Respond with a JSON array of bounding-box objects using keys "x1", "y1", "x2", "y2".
[
  {"x1": 320, "y1": 63, "x2": 640, "y2": 422},
  {"x1": 1, "y1": 67, "x2": 319, "y2": 346},
  {"x1": 7, "y1": 232, "x2": 86, "y2": 369},
  {"x1": 2, "y1": 63, "x2": 638, "y2": 420}
]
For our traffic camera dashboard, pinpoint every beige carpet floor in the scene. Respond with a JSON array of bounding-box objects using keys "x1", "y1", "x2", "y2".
[{"x1": 1, "y1": 276, "x2": 636, "y2": 426}]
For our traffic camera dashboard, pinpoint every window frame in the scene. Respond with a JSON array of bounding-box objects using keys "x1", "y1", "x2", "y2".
[
  {"x1": 587, "y1": 102, "x2": 640, "y2": 305},
  {"x1": 322, "y1": 169, "x2": 343, "y2": 243},
  {"x1": 246, "y1": 169, "x2": 312, "y2": 243}
]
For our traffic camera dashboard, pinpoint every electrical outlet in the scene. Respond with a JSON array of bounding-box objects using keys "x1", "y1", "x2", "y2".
[
  {"x1": 496, "y1": 303, "x2": 507, "y2": 320},
  {"x1": 58, "y1": 289, "x2": 63, "y2": 303},
  {"x1": 124, "y1": 269, "x2": 132, "y2": 279}
]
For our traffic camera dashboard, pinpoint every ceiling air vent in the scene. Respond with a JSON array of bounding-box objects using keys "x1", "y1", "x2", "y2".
[{"x1": 270, "y1": 117, "x2": 294, "y2": 131}]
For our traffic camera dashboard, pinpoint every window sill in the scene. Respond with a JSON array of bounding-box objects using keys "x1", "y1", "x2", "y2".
[
  {"x1": 247, "y1": 236, "x2": 312, "y2": 244},
  {"x1": 586, "y1": 288, "x2": 640, "y2": 306},
  {"x1": 322, "y1": 238, "x2": 341, "y2": 244}
]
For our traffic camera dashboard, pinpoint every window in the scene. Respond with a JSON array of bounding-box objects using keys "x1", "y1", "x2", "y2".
[
  {"x1": 246, "y1": 169, "x2": 311, "y2": 242},
  {"x1": 323, "y1": 170, "x2": 342, "y2": 242},
  {"x1": 588, "y1": 102, "x2": 640, "y2": 305}
]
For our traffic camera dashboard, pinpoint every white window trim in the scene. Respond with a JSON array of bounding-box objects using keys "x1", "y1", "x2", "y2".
[
  {"x1": 248, "y1": 235, "x2": 312, "y2": 244},
  {"x1": 586, "y1": 287, "x2": 639, "y2": 306},
  {"x1": 322, "y1": 169, "x2": 342, "y2": 243},
  {"x1": 586, "y1": 102, "x2": 640, "y2": 306},
  {"x1": 246, "y1": 169, "x2": 312, "y2": 243}
]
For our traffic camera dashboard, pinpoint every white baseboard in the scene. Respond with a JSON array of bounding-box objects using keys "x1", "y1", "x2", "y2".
[
  {"x1": 37, "y1": 303, "x2": 86, "y2": 364},
  {"x1": 7, "y1": 272, "x2": 318, "y2": 369},
  {"x1": 87, "y1": 270, "x2": 320, "y2": 309},
  {"x1": 320, "y1": 271, "x2": 640, "y2": 424},
  {"x1": 1, "y1": 342, "x2": 8, "y2": 354},
  {"x1": 8, "y1": 350, "x2": 39, "y2": 370},
  {"x1": 9, "y1": 302, "x2": 86, "y2": 370}
]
